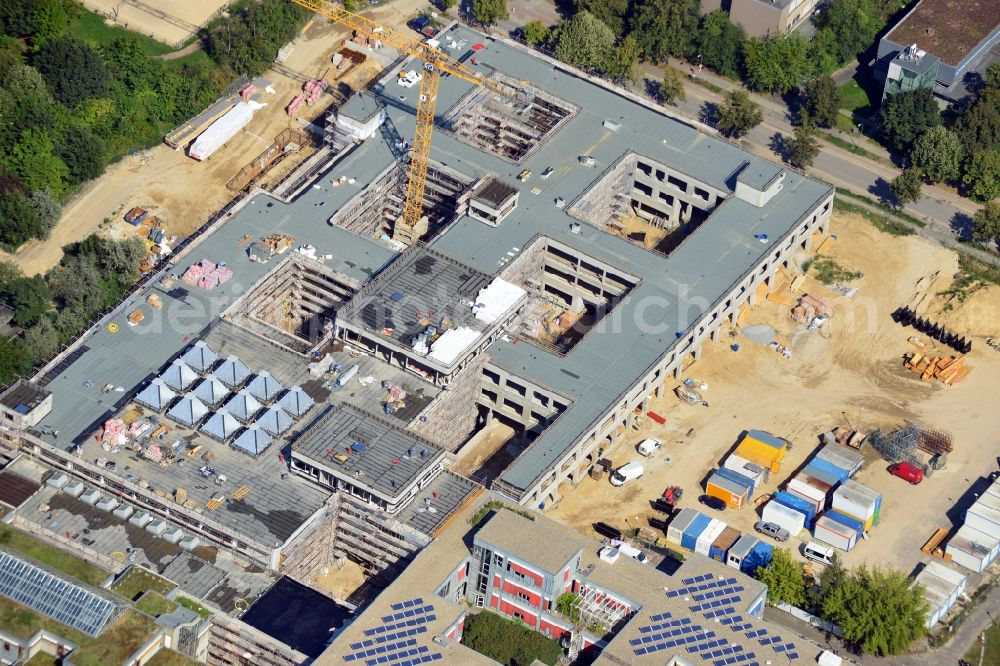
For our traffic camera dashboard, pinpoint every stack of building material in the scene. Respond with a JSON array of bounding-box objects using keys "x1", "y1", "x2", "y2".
[
  {"x1": 146, "y1": 293, "x2": 163, "y2": 310},
  {"x1": 705, "y1": 468, "x2": 755, "y2": 508},
  {"x1": 762, "y1": 500, "x2": 806, "y2": 537},
  {"x1": 286, "y1": 94, "x2": 305, "y2": 117},
  {"x1": 143, "y1": 444, "x2": 163, "y2": 462},
  {"x1": 182, "y1": 259, "x2": 216, "y2": 285},
  {"x1": 915, "y1": 560, "x2": 968, "y2": 628},
  {"x1": 102, "y1": 418, "x2": 128, "y2": 447},
  {"x1": 791, "y1": 294, "x2": 829, "y2": 323},
  {"x1": 813, "y1": 510, "x2": 865, "y2": 551},
  {"x1": 903, "y1": 353, "x2": 971, "y2": 385},
  {"x1": 772, "y1": 491, "x2": 817, "y2": 527},
  {"x1": 726, "y1": 534, "x2": 773, "y2": 574},
  {"x1": 303, "y1": 79, "x2": 327, "y2": 105},
  {"x1": 832, "y1": 480, "x2": 882, "y2": 531},
  {"x1": 709, "y1": 526, "x2": 741, "y2": 562},
  {"x1": 128, "y1": 309, "x2": 145, "y2": 326},
  {"x1": 730, "y1": 429, "x2": 788, "y2": 473}
]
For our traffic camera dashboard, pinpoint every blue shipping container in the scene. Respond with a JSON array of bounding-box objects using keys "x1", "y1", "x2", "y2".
[
  {"x1": 714, "y1": 467, "x2": 756, "y2": 496},
  {"x1": 681, "y1": 513, "x2": 712, "y2": 550},
  {"x1": 773, "y1": 491, "x2": 817, "y2": 526},
  {"x1": 802, "y1": 462, "x2": 842, "y2": 488},
  {"x1": 742, "y1": 541, "x2": 774, "y2": 574},
  {"x1": 825, "y1": 510, "x2": 865, "y2": 535},
  {"x1": 807, "y1": 457, "x2": 851, "y2": 484}
]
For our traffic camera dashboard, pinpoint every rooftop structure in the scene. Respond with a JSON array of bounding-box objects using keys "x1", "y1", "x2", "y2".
[
  {"x1": 701, "y1": 0, "x2": 821, "y2": 38},
  {"x1": 134, "y1": 378, "x2": 177, "y2": 412},
  {"x1": 181, "y1": 340, "x2": 219, "y2": 373},
  {"x1": 0, "y1": 548, "x2": 124, "y2": 637},
  {"x1": 0, "y1": 380, "x2": 52, "y2": 430},
  {"x1": 215, "y1": 355, "x2": 252, "y2": 388}
]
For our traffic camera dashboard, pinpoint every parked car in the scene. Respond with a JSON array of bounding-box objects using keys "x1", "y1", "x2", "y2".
[
  {"x1": 593, "y1": 521, "x2": 623, "y2": 540},
  {"x1": 611, "y1": 461, "x2": 645, "y2": 486},
  {"x1": 636, "y1": 437, "x2": 661, "y2": 457},
  {"x1": 802, "y1": 541, "x2": 835, "y2": 564},
  {"x1": 699, "y1": 494, "x2": 726, "y2": 511},
  {"x1": 887, "y1": 461, "x2": 924, "y2": 484},
  {"x1": 754, "y1": 521, "x2": 790, "y2": 542},
  {"x1": 541, "y1": 166, "x2": 555, "y2": 179}
]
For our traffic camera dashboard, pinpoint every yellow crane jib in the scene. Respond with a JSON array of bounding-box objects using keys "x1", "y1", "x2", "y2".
[{"x1": 289, "y1": 0, "x2": 519, "y2": 230}]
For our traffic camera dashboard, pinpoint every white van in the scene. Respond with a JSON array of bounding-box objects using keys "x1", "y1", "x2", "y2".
[
  {"x1": 802, "y1": 541, "x2": 835, "y2": 565},
  {"x1": 610, "y1": 461, "x2": 644, "y2": 486},
  {"x1": 617, "y1": 542, "x2": 648, "y2": 564},
  {"x1": 637, "y1": 438, "x2": 661, "y2": 457}
]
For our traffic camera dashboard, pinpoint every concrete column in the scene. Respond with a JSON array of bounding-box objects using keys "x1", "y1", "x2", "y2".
[
  {"x1": 693, "y1": 346, "x2": 702, "y2": 361},
  {"x1": 674, "y1": 365, "x2": 683, "y2": 379},
  {"x1": 711, "y1": 327, "x2": 720, "y2": 343},
  {"x1": 749, "y1": 285, "x2": 759, "y2": 306}
]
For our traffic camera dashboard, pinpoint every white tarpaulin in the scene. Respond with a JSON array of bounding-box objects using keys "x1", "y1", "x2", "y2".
[
  {"x1": 473, "y1": 278, "x2": 526, "y2": 324},
  {"x1": 429, "y1": 327, "x2": 480, "y2": 364},
  {"x1": 189, "y1": 101, "x2": 266, "y2": 160}
]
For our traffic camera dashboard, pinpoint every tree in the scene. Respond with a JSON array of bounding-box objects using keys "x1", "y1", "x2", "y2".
[
  {"x1": 47, "y1": 253, "x2": 103, "y2": 309},
  {"x1": 973, "y1": 200, "x2": 1000, "y2": 242},
  {"x1": 0, "y1": 191, "x2": 44, "y2": 248},
  {"x1": 556, "y1": 592, "x2": 581, "y2": 623},
  {"x1": 954, "y1": 89, "x2": 1000, "y2": 157},
  {"x1": 821, "y1": 565, "x2": 928, "y2": 655},
  {"x1": 910, "y1": 126, "x2": 963, "y2": 183},
  {"x1": 523, "y1": 20, "x2": 549, "y2": 46},
  {"x1": 29, "y1": 0, "x2": 69, "y2": 45},
  {"x1": 891, "y1": 168, "x2": 923, "y2": 205},
  {"x1": 802, "y1": 75, "x2": 842, "y2": 128},
  {"x1": 22, "y1": 318, "x2": 59, "y2": 365},
  {"x1": 56, "y1": 126, "x2": 107, "y2": 185},
  {"x1": 3, "y1": 62, "x2": 51, "y2": 101},
  {"x1": 573, "y1": 0, "x2": 630, "y2": 35},
  {"x1": 206, "y1": 0, "x2": 308, "y2": 76},
  {"x1": 813, "y1": 0, "x2": 886, "y2": 65},
  {"x1": 472, "y1": 0, "x2": 508, "y2": 26},
  {"x1": 963, "y1": 149, "x2": 1000, "y2": 201},
  {"x1": 716, "y1": 88, "x2": 763, "y2": 139},
  {"x1": 661, "y1": 68, "x2": 686, "y2": 105},
  {"x1": 0, "y1": 273, "x2": 52, "y2": 326},
  {"x1": 743, "y1": 33, "x2": 812, "y2": 94},
  {"x1": 878, "y1": 88, "x2": 940, "y2": 152},
  {"x1": 552, "y1": 11, "x2": 615, "y2": 73},
  {"x1": 809, "y1": 551, "x2": 847, "y2": 610},
  {"x1": 29, "y1": 190, "x2": 60, "y2": 239},
  {"x1": 1, "y1": 128, "x2": 69, "y2": 195},
  {"x1": 754, "y1": 548, "x2": 806, "y2": 607},
  {"x1": 33, "y1": 36, "x2": 111, "y2": 105},
  {"x1": 627, "y1": 0, "x2": 699, "y2": 63},
  {"x1": 694, "y1": 11, "x2": 745, "y2": 78},
  {"x1": 604, "y1": 35, "x2": 641, "y2": 84},
  {"x1": 787, "y1": 118, "x2": 820, "y2": 168}
]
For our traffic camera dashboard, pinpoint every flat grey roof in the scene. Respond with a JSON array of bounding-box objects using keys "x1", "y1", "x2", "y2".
[
  {"x1": 395, "y1": 470, "x2": 482, "y2": 536},
  {"x1": 475, "y1": 506, "x2": 584, "y2": 573},
  {"x1": 737, "y1": 159, "x2": 782, "y2": 190},
  {"x1": 293, "y1": 404, "x2": 444, "y2": 499},
  {"x1": 337, "y1": 244, "x2": 491, "y2": 345},
  {"x1": 339, "y1": 90, "x2": 383, "y2": 123}
]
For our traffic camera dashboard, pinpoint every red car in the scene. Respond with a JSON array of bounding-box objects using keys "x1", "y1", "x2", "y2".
[{"x1": 888, "y1": 461, "x2": 924, "y2": 485}]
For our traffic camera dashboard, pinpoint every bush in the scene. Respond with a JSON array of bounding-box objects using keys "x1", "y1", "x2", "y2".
[{"x1": 462, "y1": 611, "x2": 562, "y2": 666}]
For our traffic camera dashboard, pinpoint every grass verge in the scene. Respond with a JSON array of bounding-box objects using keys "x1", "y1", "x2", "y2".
[
  {"x1": 832, "y1": 198, "x2": 917, "y2": 236},
  {"x1": 835, "y1": 188, "x2": 926, "y2": 227},
  {"x1": 112, "y1": 567, "x2": 176, "y2": 602},
  {"x1": 690, "y1": 76, "x2": 725, "y2": 95},
  {"x1": 839, "y1": 79, "x2": 872, "y2": 113},
  {"x1": 963, "y1": 619, "x2": 1000, "y2": 666},
  {"x1": 823, "y1": 134, "x2": 890, "y2": 164},
  {"x1": 0, "y1": 524, "x2": 108, "y2": 587},
  {"x1": 175, "y1": 595, "x2": 212, "y2": 618}
]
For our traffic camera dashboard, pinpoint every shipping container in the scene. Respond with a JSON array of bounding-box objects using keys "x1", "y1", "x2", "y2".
[
  {"x1": 802, "y1": 461, "x2": 842, "y2": 488},
  {"x1": 696, "y1": 519, "x2": 728, "y2": 556},
  {"x1": 813, "y1": 511, "x2": 861, "y2": 552},
  {"x1": 189, "y1": 101, "x2": 264, "y2": 161},
  {"x1": 723, "y1": 452, "x2": 769, "y2": 486},
  {"x1": 773, "y1": 491, "x2": 816, "y2": 527},
  {"x1": 727, "y1": 534, "x2": 758, "y2": 571},
  {"x1": 966, "y1": 503, "x2": 1000, "y2": 534},
  {"x1": 806, "y1": 457, "x2": 851, "y2": 484},
  {"x1": 736, "y1": 432, "x2": 788, "y2": 471},
  {"x1": 746, "y1": 429, "x2": 787, "y2": 450},
  {"x1": 710, "y1": 526, "x2": 741, "y2": 561},
  {"x1": 815, "y1": 445, "x2": 864, "y2": 477},
  {"x1": 832, "y1": 481, "x2": 882, "y2": 531},
  {"x1": 745, "y1": 540, "x2": 774, "y2": 573},
  {"x1": 667, "y1": 507, "x2": 700, "y2": 545},
  {"x1": 762, "y1": 501, "x2": 806, "y2": 536},
  {"x1": 786, "y1": 475, "x2": 829, "y2": 513},
  {"x1": 706, "y1": 470, "x2": 751, "y2": 509},
  {"x1": 714, "y1": 467, "x2": 756, "y2": 497},
  {"x1": 975, "y1": 491, "x2": 1000, "y2": 514},
  {"x1": 946, "y1": 524, "x2": 999, "y2": 573},
  {"x1": 916, "y1": 560, "x2": 968, "y2": 627},
  {"x1": 681, "y1": 513, "x2": 713, "y2": 550}
]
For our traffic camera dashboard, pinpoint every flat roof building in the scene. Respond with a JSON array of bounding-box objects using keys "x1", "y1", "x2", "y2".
[{"x1": 702, "y1": 0, "x2": 821, "y2": 37}]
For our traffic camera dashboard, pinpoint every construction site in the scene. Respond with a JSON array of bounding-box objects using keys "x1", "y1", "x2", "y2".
[{"x1": 1, "y1": 5, "x2": 999, "y2": 665}]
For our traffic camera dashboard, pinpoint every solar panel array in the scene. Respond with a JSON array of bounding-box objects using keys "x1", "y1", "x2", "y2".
[{"x1": 344, "y1": 598, "x2": 442, "y2": 666}]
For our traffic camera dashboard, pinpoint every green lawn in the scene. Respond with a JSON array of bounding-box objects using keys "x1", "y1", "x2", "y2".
[
  {"x1": 840, "y1": 79, "x2": 873, "y2": 114},
  {"x1": 69, "y1": 9, "x2": 175, "y2": 56},
  {"x1": 832, "y1": 198, "x2": 917, "y2": 236},
  {"x1": 112, "y1": 567, "x2": 176, "y2": 602},
  {"x1": 174, "y1": 595, "x2": 212, "y2": 618},
  {"x1": 964, "y1": 620, "x2": 1000, "y2": 666},
  {"x1": 145, "y1": 649, "x2": 201, "y2": 666},
  {"x1": 0, "y1": 597, "x2": 156, "y2": 666},
  {"x1": 135, "y1": 591, "x2": 178, "y2": 618},
  {"x1": 0, "y1": 524, "x2": 108, "y2": 587}
]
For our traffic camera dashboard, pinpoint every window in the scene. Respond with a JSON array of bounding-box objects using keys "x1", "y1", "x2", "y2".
[
  {"x1": 667, "y1": 174, "x2": 686, "y2": 190},
  {"x1": 517, "y1": 592, "x2": 531, "y2": 602},
  {"x1": 494, "y1": 554, "x2": 504, "y2": 566},
  {"x1": 694, "y1": 186, "x2": 710, "y2": 201}
]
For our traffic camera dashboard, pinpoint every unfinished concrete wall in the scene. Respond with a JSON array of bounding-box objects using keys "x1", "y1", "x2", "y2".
[
  {"x1": 280, "y1": 496, "x2": 338, "y2": 582},
  {"x1": 409, "y1": 352, "x2": 491, "y2": 451}
]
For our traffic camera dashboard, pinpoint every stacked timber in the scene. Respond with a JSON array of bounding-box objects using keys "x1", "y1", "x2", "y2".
[{"x1": 903, "y1": 353, "x2": 971, "y2": 385}]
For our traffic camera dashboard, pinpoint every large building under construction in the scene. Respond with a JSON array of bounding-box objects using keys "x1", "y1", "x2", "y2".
[{"x1": 3, "y1": 22, "x2": 833, "y2": 615}]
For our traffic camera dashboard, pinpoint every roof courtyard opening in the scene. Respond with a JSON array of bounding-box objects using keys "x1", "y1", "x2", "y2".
[
  {"x1": 567, "y1": 151, "x2": 729, "y2": 254},
  {"x1": 441, "y1": 72, "x2": 580, "y2": 163}
]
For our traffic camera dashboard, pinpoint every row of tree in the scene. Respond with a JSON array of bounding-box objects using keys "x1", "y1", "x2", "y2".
[
  {"x1": 0, "y1": 236, "x2": 146, "y2": 383},
  {"x1": 756, "y1": 549, "x2": 928, "y2": 656}
]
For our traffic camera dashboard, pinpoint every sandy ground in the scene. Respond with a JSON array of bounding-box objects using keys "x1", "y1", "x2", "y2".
[
  {"x1": 547, "y1": 211, "x2": 1000, "y2": 575},
  {"x1": 0, "y1": 0, "x2": 432, "y2": 277},
  {"x1": 80, "y1": 0, "x2": 231, "y2": 47},
  {"x1": 454, "y1": 420, "x2": 517, "y2": 482},
  {"x1": 312, "y1": 559, "x2": 368, "y2": 601}
]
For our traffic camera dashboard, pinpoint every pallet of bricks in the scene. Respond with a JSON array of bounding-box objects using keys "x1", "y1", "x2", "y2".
[{"x1": 903, "y1": 353, "x2": 970, "y2": 385}]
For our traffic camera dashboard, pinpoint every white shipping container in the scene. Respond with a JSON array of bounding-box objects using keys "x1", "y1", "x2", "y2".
[
  {"x1": 966, "y1": 503, "x2": 1000, "y2": 532},
  {"x1": 975, "y1": 491, "x2": 1000, "y2": 514},
  {"x1": 696, "y1": 519, "x2": 727, "y2": 556},
  {"x1": 816, "y1": 445, "x2": 864, "y2": 476},
  {"x1": 723, "y1": 452, "x2": 768, "y2": 486},
  {"x1": 189, "y1": 101, "x2": 266, "y2": 161},
  {"x1": 946, "y1": 525, "x2": 997, "y2": 573},
  {"x1": 762, "y1": 501, "x2": 805, "y2": 537},
  {"x1": 832, "y1": 488, "x2": 876, "y2": 521},
  {"x1": 964, "y1": 512, "x2": 1000, "y2": 541},
  {"x1": 813, "y1": 515, "x2": 858, "y2": 551},
  {"x1": 786, "y1": 476, "x2": 828, "y2": 512}
]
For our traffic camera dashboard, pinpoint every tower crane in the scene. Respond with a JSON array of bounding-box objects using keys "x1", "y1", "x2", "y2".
[{"x1": 290, "y1": 0, "x2": 519, "y2": 233}]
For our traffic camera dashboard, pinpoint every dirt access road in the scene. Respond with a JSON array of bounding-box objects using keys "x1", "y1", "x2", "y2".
[
  {"x1": 546, "y1": 212, "x2": 1000, "y2": 576},
  {"x1": 0, "y1": 0, "x2": 432, "y2": 277}
]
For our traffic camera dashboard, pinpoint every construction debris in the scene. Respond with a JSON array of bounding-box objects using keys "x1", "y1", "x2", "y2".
[
  {"x1": 903, "y1": 352, "x2": 971, "y2": 385},
  {"x1": 249, "y1": 234, "x2": 295, "y2": 262},
  {"x1": 124, "y1": 207, "x2": 148, "y2": 226}
]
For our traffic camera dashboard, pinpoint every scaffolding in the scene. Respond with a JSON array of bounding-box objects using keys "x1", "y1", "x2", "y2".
[
  {"x1": 868, "y1": 422, "x2": 953, "y2": 466},
  {"x1": 566, "y1": 585, "x2": 628, "y2": 660}
]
